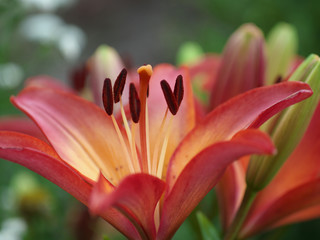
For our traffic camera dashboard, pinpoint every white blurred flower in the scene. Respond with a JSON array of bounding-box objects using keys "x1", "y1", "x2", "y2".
[
  {"x1": 0, "y1": 218, "x2": 27, "y2": 240},
  {"x1": 19, "y1": 13, "x2": 86, "y2": 61},
  {"x1": 19, "y1": 0, "x2": 75, "y2": 12},
  {"x1": 57, "y1": 25, "x2": 86, "y2": 61},
  {"x1": 19, "y1": 14, "x2": 64, "y2": 43},
  {"x1": 0, "y1": 63, "x2": 24, "y2": 89}
]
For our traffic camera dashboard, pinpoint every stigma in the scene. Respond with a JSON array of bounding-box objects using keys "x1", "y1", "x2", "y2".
[{"x1": 102, "y1": 65, "x2": 184, "y2": 184}]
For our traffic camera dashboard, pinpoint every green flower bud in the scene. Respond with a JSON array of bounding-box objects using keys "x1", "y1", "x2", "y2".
[
  {"x1": 265, "y1": 23, "x2": 298, "y2": 85},
  {"x1": 247, "y1": 54, "x2": 320, "y2": 191}
]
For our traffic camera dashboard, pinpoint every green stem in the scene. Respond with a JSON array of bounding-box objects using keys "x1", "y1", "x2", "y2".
[{"x1": 224, "y1": 188, "x2": 257, "y2": 240}]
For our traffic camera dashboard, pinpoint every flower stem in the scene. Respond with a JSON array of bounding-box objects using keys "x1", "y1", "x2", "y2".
[{"x1": 224, "y1": 188, "x2": 257, "y2": 240}]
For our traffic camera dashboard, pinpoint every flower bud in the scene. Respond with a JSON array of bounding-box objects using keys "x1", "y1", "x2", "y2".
[
  {"x1": 246, "y1": 54, "x2": 320, "y2": 191},
  {"x1": 87, "y1": 45, "x2": 125, "y2": 106},
  {"x1": 265, "y1": 23, "x2": 298, "y2": 85},
  {"x1": 210, "y1": 24, "x2": 266, "y2": 109}
]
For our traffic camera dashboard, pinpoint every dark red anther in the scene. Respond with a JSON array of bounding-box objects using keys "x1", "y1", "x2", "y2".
[
  {"x1": 114, "y1": 68, "x2": 127, "y2": 103},
  {"x1": 102, "y1": 78, "x2": 114, "y2": 115},
  {"x1": 129, "y1": 83, "x2": 141, "y2": 123},
  {"x1": 160, "y1": 80, "x2": 178, "y2": 115},
  {"x1": 174, "y1": 75, "x2": 184, "y2": 107}
]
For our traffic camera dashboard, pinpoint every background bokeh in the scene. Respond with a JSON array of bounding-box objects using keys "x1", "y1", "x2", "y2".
[{"x1": 1, "y1": 0, "x2": 319, "y2": 239}]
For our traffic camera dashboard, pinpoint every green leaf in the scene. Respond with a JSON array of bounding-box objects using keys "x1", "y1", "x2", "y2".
[{"x1": 196, "y1": 211, "x2": 221, "y2": 240}]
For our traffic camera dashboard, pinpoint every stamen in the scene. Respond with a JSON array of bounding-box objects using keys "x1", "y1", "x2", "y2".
[
  {"x1": 119, "y1": 97, "x2": 132, "y2": 148},
  {"x1": 156, "y1": 115, "x2": 174, "y2": 178},
  {"x1": 151, "y1": 108, "x2": 168, "y2": 175},
  {"x1": 137, "y1": 64, "x2": 153, "y2": 173},
  {"x1": 130, "y1": 122, "x2": 141, "y2": 172},
  {"x1": 114, "y1": 68, "x2": 127, "y2": 103},
  {"x1": 110, "y1": 115, "x2": 135, "y2": 174},
  {"x1": 119, "y1": 96, "x2": 141, "y2": 173},
  {"x1": 102, "y1": 78, "x2": 113, "y2": 115},
  {"x1": 129, "y1": 83, "x2": 141, "y2": 123},
  {"x1": 160, "y1": 80, "x2": 178, "y2": 115},
  {"x1": 174, "y1": 75, "x2": 184, "y2": 107}
]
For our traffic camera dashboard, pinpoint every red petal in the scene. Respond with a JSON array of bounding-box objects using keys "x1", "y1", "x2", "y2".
[
  {"x1": 90, "y1": 173, "x2": 165, "y2": 240},
  {"x1": 167, "y1": 81, "x2": 312, "y2": 189},
  {"x1": 0, "y1": 131, "x2": 91, "y2": 205},
  {"x1": 271, "y1": 204, "x2": 320, "y2": 229},
  {"x1": 240, "y1": 102, "x2": 320, "y2": 237},
  {"x1": 157, "y1": 129, "x2": 275, "y2": 240},
  {"x1": 0, "y1": 131, "x2": 142, "y2": 240},
  {"x1": 216, "y1": 161, "x2": 246, "y2": 231},
  {"x1": 240, "y1": 179, "x2": 320, "y2": 238},
  {"x1": 12, "y1": 87, "x2": 129, "y2": 182}
]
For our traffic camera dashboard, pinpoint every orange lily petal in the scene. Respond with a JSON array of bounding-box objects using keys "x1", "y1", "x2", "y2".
[
  {"x1": 89, "y1": 173, "x2": 142, "y2": 240},
  {"x1": 90, "y1": 173, "x2": 165, "y2": 240},
  {"x1": 0, "y1": 131, "x2": 91, "y2": 204},
  {"x1": 240, "y1": 179, "x2": 320, "y2": 238},
  {"x1": 12, "y1": 87, "x2": 129, "y2": 182},
  {"x1": 167, "y1": 81, "x2": 312, "y2": 189},
  {"x1": 157, "y1": 129, "x2": 275, "y2": 240},
  {"x1": 0, "y1": 131, "x2": 141, "y2": 240}
]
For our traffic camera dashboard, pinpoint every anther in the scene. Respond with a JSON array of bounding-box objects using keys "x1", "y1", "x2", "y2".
[
  {"x1": 174, "y1": 75, "x2": 184, "y2": 107},
  {"x1": 102, "y1": 78, "x2": 114, "y2": 115},
  {"x1": 160, "y1": 80, "x2": 178, "y2": 115},
  {"x1": 129, "y1": 83, "x2": 141, "y2": 123},
  {"x1": 114, "y1": 68, "x2": 127, "y2": 103}
]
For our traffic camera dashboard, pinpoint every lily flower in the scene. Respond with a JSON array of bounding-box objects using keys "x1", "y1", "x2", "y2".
[
  {"x1": 0, "y1": 58, "x2": 312, "y2": 239},
  {"x1": 184, "y1": 23, "x2": 320, "y2": 238}
]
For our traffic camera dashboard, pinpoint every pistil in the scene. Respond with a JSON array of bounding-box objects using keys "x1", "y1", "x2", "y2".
[{"x1": 137, "y1": 65, "x2": 153, "y2": 173}]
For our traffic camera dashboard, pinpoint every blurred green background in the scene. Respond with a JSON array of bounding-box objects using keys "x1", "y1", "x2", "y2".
[{"x1": 1, "y1": 0, "x2": 319, "y2": 239}]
